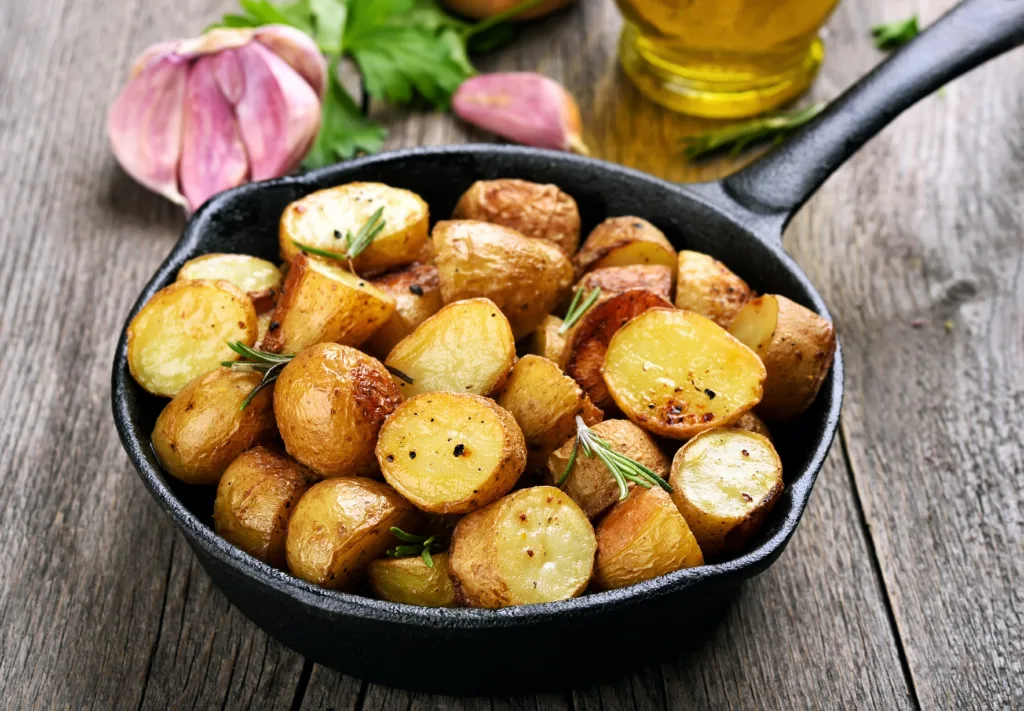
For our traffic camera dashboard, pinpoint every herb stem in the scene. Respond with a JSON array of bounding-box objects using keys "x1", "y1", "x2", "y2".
[
  {"x1": 681, "y1": 103, "x2": 825, "y2": 160},
  {"x1": 463, "y1": 0, "x2": 547, "y2": 40},
  {"x1": 559, "y1": 287, "x2": 601, "y2": 334}
]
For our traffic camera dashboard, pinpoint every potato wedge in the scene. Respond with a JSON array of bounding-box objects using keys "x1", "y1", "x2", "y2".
[
  {"x1": 255, "y1": 310, "x2": 274, "y2": 349},
  {"x1": 575, "y1": 264, "x2": 673, "y2": 302},
  {"x1": 433, "y1": 220, "x2": 574, "y2": 340},
  {"x1": 177, "y1": 253, "x2": 283, "y2": 313},
  {"x1": 213, "y1": 447, "x2": 317, "y2": 567},
  {"x1": 367, "y1": 552, "x2": 458, "y2": 607},
  {"x1": 279, "y1": 182, "x2": 430, "y2": 274},
  {"x1": 497, "y1": 355, "x2": 603, "y2": 473},
  {"x1": 376, "y1": 393, "x2": 526, "y2": 514},
  {"x1": 151, "y1": 368, "x2": 277, "y2": 485},
  {"x1": 384, "y1": 298, "x2": 516, "y2": 397},
  {"x1": 544, "y1": 419, "x2": 669, "y2": 520},
  {"x1": 728, "y1": 294, "x2": 837, "y2": 420},
  {"x1": 127, "y1": 279, "x2": 257, "y2": 398},
  {"x1": 452, "y1": 179, "x2": 581, "y2": 255},
  {"x1": 574, "y1": 217, "x2": 676, "y2": 275},
  {"x1": 603, "y1": 309, "x2": 766, "y2": 439},
  {"x1": 449, "y1": 486, "x2": 596, "y2": 608},
  {"x1": 670, "y1": 428, "x2": 783, "y2": 558},
  {"x1": 733, "y1": 411, "x2": 772, "y2": 440},
  {"x1": 363, "y1": 263, "x2": 444, "y2": 359},
  {"x1": 285, "y1": 477, "x2": 419, "y2": 589},
  {"x1": 260, "y1": 255, "x2": 395, "y2": 354},
  {"x1": 674, "y1": 250, "x2": 751, "y2": 328},
  {"x1": 525, "y1": 314, "x2": 567, "y2": 365},
  {"x1": 274, "y1": 343, "x2": 401, "y2": 478},
  {"x1": 562, "y1": 289, "x2": 673, "y2": 410},
  {"x1": 592, "y1": 485, "x2": 704, "y2": 591}
]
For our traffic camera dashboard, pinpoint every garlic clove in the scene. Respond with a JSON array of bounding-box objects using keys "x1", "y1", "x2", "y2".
[
  {"x1": 254, "y1": 25, "x2": 327, "y2": 97},
  {"x1": 233, "y1": 42, "x2": 322, "y2": 181},
  {"x1": 129, "y1": 41, "x2": 182, "y2": 78},
  {"x1": 107, "y1": 53, "x2": 189, "y2": 206},
  {"x1": 178, "y1": 55, "x2": 249, "y2": 212},
  {"x1": 177, "y1": 28, "x2": 254, "y2": 59},
  {"x1": 453, "y1": 72, "x2": 589, "y2": 155}
]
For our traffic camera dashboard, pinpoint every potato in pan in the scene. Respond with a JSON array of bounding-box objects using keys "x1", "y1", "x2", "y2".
[
  {"x1": 674, "y1": 250, "x2": 751, "y2": 328},
  {"x1": 525, "y1": 314, "x2": 567, "y2": 365},
  {"x1": 574, "y1": 264, "x2": 673, "y2": 302},
  {"x1": 363, "y1": 262, "x2": 443, "y2": 360},
  {"x1": 368, "y1": 552, "x2": 458, "y2": 608},
  {"x1": 177, "y1": 253, "x2": 283, "y2": 313},
  {"x1": 574, "y1": 217, "x2": 676, "y2": 275}
]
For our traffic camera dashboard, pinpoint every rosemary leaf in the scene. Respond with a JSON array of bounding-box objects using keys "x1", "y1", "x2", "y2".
[
  {"x1": 292, "y1": 207, "x2": 387, "y2": 263},
  {"x1": 559, "y1": 287, "x2": 601, "y2": 334},
  {"x1": 554, "y1": 436, "x2": 580, "y2": 486},
  {"x1": 681, "y1": 103, "x2": 826, "y2": 160},
  {"x1": 390, "y1": 526, "x2": 427, "y2": 544},
  {"x1": 386, "y1": 366, "x2": 416, "y2": 385},
  {"x1": 386, "y1": 528, "x2": 441, "y2": 567},
  {"x1": 224, "y1": 341, "x2": 295, "y2": 410},
  {"x1": 872, "y1": 16, "x2": 919, "y2": 50}
]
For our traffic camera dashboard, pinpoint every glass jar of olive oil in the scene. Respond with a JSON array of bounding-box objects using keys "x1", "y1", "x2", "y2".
[{"x1": 616, "y1": 0, "x2": 840, "y2": 118}]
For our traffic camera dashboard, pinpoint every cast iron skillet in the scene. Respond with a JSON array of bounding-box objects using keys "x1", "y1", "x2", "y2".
[{"x1": 112, "y1": 0, "x2": 1024, "y2": 694}]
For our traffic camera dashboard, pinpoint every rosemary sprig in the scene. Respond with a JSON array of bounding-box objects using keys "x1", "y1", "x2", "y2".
[
  {"x1": 386, "y1": 527, "x2": 443, "y2": 568},
  {"x1": 556, "y1": 416, "x2": 672, "y2": 500},
  {"x1": 872, "y1": 16, "x2": 919, "y2": 50},
  {"x1": 293, "y1": 206, "x2": 387, "y2": 265},
  {"x1": 681, "y1": 103, "x2": 826, "y2": 160},
  {"x1": 559, "y1": 287, "x2": 601, "y2": 334}
]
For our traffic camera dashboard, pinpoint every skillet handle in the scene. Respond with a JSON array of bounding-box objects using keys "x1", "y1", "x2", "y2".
[{"x1": 721, "y1": 0, "x2": 1024, "y2": 230}]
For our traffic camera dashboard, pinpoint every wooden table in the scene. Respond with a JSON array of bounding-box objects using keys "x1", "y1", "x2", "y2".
[{"x1": 2, "y1": 0, "x2": 1022, "y2": 708}]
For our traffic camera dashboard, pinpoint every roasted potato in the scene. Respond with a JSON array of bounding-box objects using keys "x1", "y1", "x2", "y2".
[
  {"x1": 574, "y1": 217, "x2": 676, "y2": 275},
  {"x1": 260, "y1": 255, "x2": 395, "y2": 354},
  {"x1": 127, "y1": 279, "x2": 257, "y2": 398},
  {"x1": 452, "y1": 179, "x2": 581, "y2": 255},
  {"x1": 545, "y1": 419, "x2": 670, "y2": 519},
  {"x1": 728, "y1": 294, "x2": 837, "y2": 420},
  {"x1": 670, "y1": 428, "x2": 783, "y2": 558},
  {"x1": 562, "y1": 289, "x2": 673, "y2": 410},
  {"x1": 602, "y1": 309, "x2": 766, "y2": 439},
  {"x1": 279, "y1": 182, "x2": 430, "y2": 274},
  {"x1": 433, "y1": 220, "x2": 574, "y2": 340},
  {"x1": 525, "y1": 314, "x2": 567, "y2": 364},
  {"x1": 363, "y1": 263, "x2": 444, "y2": 359},
  {"x1": 674, "y1": 250, "x2": 751, "y2": 328},
  {"x1": 592, "y1": 485, "x2": 704, "y2": 591},
  {"x1": 733, "y1": 411, "x2": 772, "y2": 440},
  {"x1": 177, "y1": 253, "x2": 283, "y2": 313},
  {"x1": 151, "y1": 368, "x2": 277, "y2": 485},
  {"x1": 376, "y1": 393, "x2": 527, "y2": 514},
  {"x1": 255, "y1": 310, "x2": 274, "y2": 348},
  {"x1": 449, "y1": 486, "x2": 597, "y2": 608},
  {"x1": 497, "y1": 355, "x2": 603, "y2": 473},
  {"x1": 274, "y1": 343, "x2": 401, "y2": 478},
  {"x1": 285, "y1": 477, "x2": 419, "y2": 589},
  {"x1": 213, "y1": 447, "x2": 317, "y2": 567},
  {"x1": 384, "y1": 298, "x2": 516, "y2": 397},
  {"x1": 367, "y1": 552, "x2": 458, "y2": 607},
  {"x1": 574, "y1": 264, "x2": 673, "y2": 302}
]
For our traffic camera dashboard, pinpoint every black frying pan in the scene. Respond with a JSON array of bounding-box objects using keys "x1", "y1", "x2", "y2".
[{"x1": 111, "y1": 0, "x2": 1024, "y2": 694}]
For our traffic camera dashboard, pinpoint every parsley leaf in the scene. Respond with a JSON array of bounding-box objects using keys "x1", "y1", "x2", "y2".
[
  {"x1": 871, "y1": 16, "x2": 919, "y2": 50},
  {"x1": 304, "y1": 63, "x2": 387, "y2": 168}
]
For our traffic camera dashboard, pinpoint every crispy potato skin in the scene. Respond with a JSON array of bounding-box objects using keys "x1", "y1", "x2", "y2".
[
  {"x1": 364, "y1": 263, "x2": 443, "y2": 359},
  {"x1": 127, "y1": 279, "x2": 258, "y2": 398},
  {"x1": 728, "y1": 294, "x2": 837, "y2": 420},
  {"x1": 592, "y1": 485, "x2": 703, "y2": 590},
  {"x1": 261, "y1": 255, "x2": 395, "y2": 354},
  {"x1": 452, "y1": 179, "x2": 581, "y2": 255},
  {"x1": 574, "y1": 217, "x2": 676, "y2": 275},
  {"x1": 433, "y1": 220, "x2": 574, "y2": 340},
  {"x1": 732, "y1": 411, "x2": 772, "y2": 440},
  {"x1": 279, "y1": 182, "x2": 429, "y2": 274},
  {"x1": 177, "y1": 253, "x2": 283, "y2": 313},
  {"x1": 285, "y1": 477, "x2": 419, "y2": 589},
  {"x1": 575, "y1": 264, "x2": 673, "y2": 302},
  {"x1": 151, "y1": 368, "x2": 276, "y2": 485},
  {"x1": 545, "y1": 419, "x2": 668, "y2": 519},
  {"x1": 562, "y1": 289, "x2": 673, "y2": 411},
  {"x1": 497, "y1": 355, "x2": 603, "y2": 473},
  {"x1": 376, "y1": 393, "x2": 527, "y2": 514},
  {"x1": 213, "y1": 447, "x2": 317, "y2": 567},
  {"x1": 670, "y1": 428, "x2": 783, "y2": 558},
  {"x1": 274, "y1": 343, "x2": 401, "y2": 478},
  {"x1": 449, "y1": 486, "x2": 596, "y2": 608},
  {"x1": 525, "y1": 314, "x2": 567, "y2": 365},
  {"x1": 367, "y1": 552, "x2": 458, "y2": 607},
  {"x1": 674, "y1": 250, "x2": 751, "y2": 328}
]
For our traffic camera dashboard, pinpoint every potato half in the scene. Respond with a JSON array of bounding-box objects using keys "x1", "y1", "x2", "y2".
[
  {"x1": 151, "y1": 368, "x2": 277, "y2": 485},
  {"x1": 364, "y1": 262, "x2": 444, "y2": 359},
  {"x1": 384, "y1": 298, "x2": 516, "y2": 397},
  {"x1": 376, "y1": 392, "x2": 527, "y2": 514},
  {"x1": 592, "y1": 485, "x2": 704, "y2": 591},
  {"x1": 260, "y1": 255, "x2": 395, "y2": 354},
  {"x1": 433, "y1": 220, "x2": 574, "y2": 340},
  {"x1": 285, "y1": 477, "x2": 419, "y2": 589},
  {"x1": 127, "y1": 279, "x2": 257, "y2": 398},
  {"x1": 213, "y1": 447, "x2": 317, "y2": 567},
  {"x1": 674, "y1": 250, "x2": 751, "y2": 328},
  {"x1": 274, "y1": 343, "x2": 401, "y2": 478},
  {"x1": 728, "y1": 294, "x2": 837, "y2": 420},
  {"x1": 574, "y1": 217, "x2": 676, "y2": 275},
  {"x1": 449, "y1": 486, "x2": 597, "y2": 608},
  {"x1": 603, "y1": 309, "x2": 766, "y2": 439},
  {"x1": 575, "y1": 264, "x2": 673, "y2": 302},
  {"x1": 452, "y1": 179, "x2": 581, "y2": 255},
  {"x1": 177, "y1": 253, "x2": 283, "y2": 313},
  {"x1": 279, "y1": 182, "x2": 430, "y2": 274},
  {"x1": 670, "y1": 428, "x2": 783, "y2": 558},
  {"x1": 525, "y1": 314, "x2": 567, "y2": 365},
  {"x1": 367, "y1": 552, "x2": 458, "y2": 607}
]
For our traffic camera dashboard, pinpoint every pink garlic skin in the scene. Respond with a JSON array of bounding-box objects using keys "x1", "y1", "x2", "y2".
[
  {"x1": 453, "y1": 72, "x2": 589, "y2": 155},
  {"x1": 107, "y1": 26, "x2": 326, "y2": 212}
]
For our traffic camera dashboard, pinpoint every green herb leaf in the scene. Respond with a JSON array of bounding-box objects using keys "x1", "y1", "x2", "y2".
[
  {"x1": 304, "y1": 64, "x2": 387, "y2": 168},
  {"x1": 872, "y1": 16, "x2": 919, "y2": 50},
  {"x1": 238, "y1": 0, "x2": 315, "y2": 34},
  {"x1": 559, "y1": 287, "x2": 601, "y2": 334},
  {"x1": 292, "y1": 205, "x2": 386, "y2": 261},
  {"x1": 387, "y1": 528, "x2": 441, "y2": 567},
  {"x1": 390, "y1": 527, "x2": 428, "y2": 543},
  {"x1": 222, "y1": 342, "x2": 296, "y2": 409},
  {"x1": 681, "y1": 103, "x2": 826, "y2": 160},
  {"x1": 309, "y1": 0, "x2": 347, "y2": 54}
]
